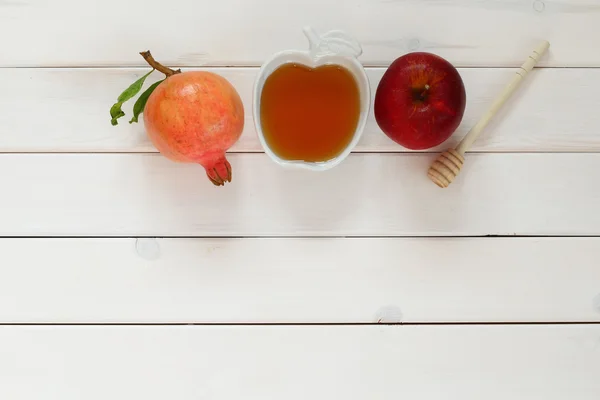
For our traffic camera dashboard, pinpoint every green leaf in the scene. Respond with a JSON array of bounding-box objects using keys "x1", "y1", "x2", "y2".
[
  {"x1": 110, "y1": 103, "x2": 125, "y2": 126},
  {"x1": 118, "y1": 69, "x2": 154, "y2": 103},
  {"x1": 129, "y1": 79, "x2": 164, "y2": 124},
  {"x1": 109, "y1": 69, "x2": 154, "y2": 126}
]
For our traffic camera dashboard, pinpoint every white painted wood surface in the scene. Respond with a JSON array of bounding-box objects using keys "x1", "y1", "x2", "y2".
[
  {"x1": 1, "y1": 67, "x2": 599, "y2": 153},
  {"x1": 0, "y1": 238, "x2": 598, "y2": 323},
  {"x1": 0, "y1": 153, "x2": 598, "y2": 236},
  {"x1": 2, "y1": 0, "x2": 599, "y2": 395},
  {"x1": 1, "y1": 325, "x2": 599, "y2": 399},
  {"x1": 1, "y1": 0, "x2": 600, "y2": 67}
]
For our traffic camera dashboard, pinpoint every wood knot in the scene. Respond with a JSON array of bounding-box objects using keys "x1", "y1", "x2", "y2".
[{"x1": 427, "y1": 149, "x2": 464, "y2": 188}]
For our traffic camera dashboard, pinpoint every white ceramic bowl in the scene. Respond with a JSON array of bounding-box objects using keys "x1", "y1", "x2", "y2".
[{"x1": 253, "y1": 26, "x2": 371, "y2": 171}]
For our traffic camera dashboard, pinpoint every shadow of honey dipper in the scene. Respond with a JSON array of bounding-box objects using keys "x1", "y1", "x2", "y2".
[{"x1": 428, "y1": 40, "x2": 550, "y2": 188}]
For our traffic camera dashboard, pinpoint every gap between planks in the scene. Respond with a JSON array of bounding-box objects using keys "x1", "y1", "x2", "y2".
[
  {"x1": 4, "y1": 235, "x2": 600, "y2": 239},
  {"x1": 3, "y1": 151, "x2": 600, "y2": 154},
  {"x1": 2, "y1": 65, "x2": 600, "y2": 70},
  {"x1": 2, "y1": 322, "x2": 600, "y2": 326}
]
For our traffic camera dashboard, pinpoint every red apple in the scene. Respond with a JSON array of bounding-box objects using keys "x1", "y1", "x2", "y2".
[{"x1": 374, "y1": 52, "x2": 466, "y2": 150}]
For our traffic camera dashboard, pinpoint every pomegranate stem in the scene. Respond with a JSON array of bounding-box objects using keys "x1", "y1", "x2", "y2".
[{"x1": 139, "y1": 51, "x2": 181, "y2": 77}]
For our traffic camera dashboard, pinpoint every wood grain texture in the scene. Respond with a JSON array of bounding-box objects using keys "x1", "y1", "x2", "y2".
[
  {"x1": 1, "y1": 67, "x2": 599, "y2": 153},
  {"x1": 1, "y1": 325, "x2": 599, "y2": 399},
  {"x1": 0, "y1": 153, "x2": 598, "y2": 237},
  {"x1": 1, "y1": 0, "x2": 597, "y2": 394},
  {"x1": 0, "y1": 238, "x2": 599, "y2": 323},
  {"x1": 1, "y1": 0, "x2": 599, "y2": 67}
]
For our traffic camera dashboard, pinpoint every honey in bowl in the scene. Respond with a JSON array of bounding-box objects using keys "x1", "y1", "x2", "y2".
[{"x1": 259, "y1": 63, "x2": 361, "y2": 162}]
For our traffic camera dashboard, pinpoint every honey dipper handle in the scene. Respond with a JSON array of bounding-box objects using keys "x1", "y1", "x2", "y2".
[{"x1": 455, "y1": 40, "x2": 550, "y2": 155}]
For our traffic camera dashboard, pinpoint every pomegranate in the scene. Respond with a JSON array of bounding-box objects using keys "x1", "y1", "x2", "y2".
[
  {"x1": 110, "y1": 51, "x2": 244, "y2": 186},
  {"x1": 144, "y1": 71, "x2": 244, "y2": 186}
]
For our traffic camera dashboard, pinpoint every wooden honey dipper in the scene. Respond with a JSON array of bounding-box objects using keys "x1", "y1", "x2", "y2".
[{"x1": 427, "y1": 40, "x2": 550, "y2": 188}]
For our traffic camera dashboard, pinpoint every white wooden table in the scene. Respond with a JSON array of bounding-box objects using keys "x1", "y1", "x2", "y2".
[{"x1": 1, "y1": 0, "x2": 600, "y2": 398}]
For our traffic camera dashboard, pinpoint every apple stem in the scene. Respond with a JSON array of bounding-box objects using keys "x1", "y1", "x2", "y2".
[
  {"x1": 418, "y1": 85, "x2": 430, "y2": 101},
  {"x1": 139, "y1": 51, "x2": 182, "y2": 77}
]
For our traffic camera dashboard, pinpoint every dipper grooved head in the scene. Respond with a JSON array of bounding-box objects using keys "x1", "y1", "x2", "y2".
[{"x1": 427, "y1": 149, "x2": 464, "y2": 188}]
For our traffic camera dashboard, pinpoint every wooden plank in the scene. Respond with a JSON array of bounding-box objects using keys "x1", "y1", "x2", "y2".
[
  {"x1": 1, "y1": 67, "x2": 599, "y2": 153},
  {"x1": 0, "y1": 238, "x2": 598, "y2": 323},
  {"x1": 1, "y1": 0, "x2": 599, "y2": 67},
  {"x1": 0, "y1": 325, "x2": 598, "y2": 399},
  {"x1": 1, "y1": 153, "x2": 599, "y2": 237}
]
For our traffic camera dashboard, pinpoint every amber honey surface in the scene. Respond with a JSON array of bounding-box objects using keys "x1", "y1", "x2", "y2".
[{"x1": 260, "y1": 63, "x2": 361, "y2": 162}]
